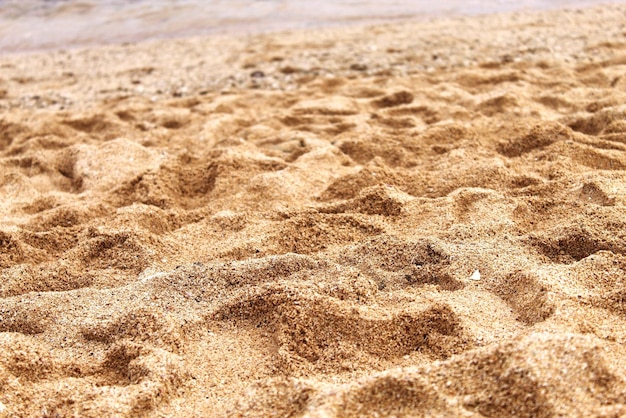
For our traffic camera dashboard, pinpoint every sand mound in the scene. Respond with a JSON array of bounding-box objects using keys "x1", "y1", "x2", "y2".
[{"x1": 1, "y1": 3, "x2": 626, "y2": 417}]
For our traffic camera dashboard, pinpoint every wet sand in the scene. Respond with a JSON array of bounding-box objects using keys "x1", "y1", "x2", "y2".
[
  {"x1": 0, "y1": 0, "x2": 619, "y2": 53},
  {"x1": 1, "y1": 3, "x2": 626, "y2": 417}
]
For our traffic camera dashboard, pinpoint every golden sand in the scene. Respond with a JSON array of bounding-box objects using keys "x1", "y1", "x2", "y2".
[{"x1": 1, "y1": 4, "x2": 626, "y2": 417}]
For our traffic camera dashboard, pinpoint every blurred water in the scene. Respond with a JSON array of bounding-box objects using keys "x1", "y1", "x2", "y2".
[{"x1": 0, "y1": 0, "x2": 620, "y2": 53}]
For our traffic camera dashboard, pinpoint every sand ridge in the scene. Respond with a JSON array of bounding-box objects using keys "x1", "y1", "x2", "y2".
[{"x1": 1, "y1": 3, "x2": 626, "y2": 417}]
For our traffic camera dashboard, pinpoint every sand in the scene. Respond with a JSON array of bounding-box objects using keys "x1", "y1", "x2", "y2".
[
  {"x1": 0, "y1": 0, "x2": 613, "y2": 54},
  {"x1": 1, "y1": 3, "x2": 626, "y2": 417}
]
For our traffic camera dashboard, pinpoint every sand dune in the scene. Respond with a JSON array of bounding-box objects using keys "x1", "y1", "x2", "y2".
[{"x1": 1, "y1": 4, "x2": 626, "y2": 417}]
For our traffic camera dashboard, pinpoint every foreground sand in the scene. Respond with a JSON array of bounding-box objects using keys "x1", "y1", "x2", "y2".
[{"x1": 1, "y1": 4, "x2": 626, "y2": 416}]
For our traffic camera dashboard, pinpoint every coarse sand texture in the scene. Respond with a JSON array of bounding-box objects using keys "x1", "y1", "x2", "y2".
[{"x1": 1, "y1": 4, "x2": 626, "y2": 417}]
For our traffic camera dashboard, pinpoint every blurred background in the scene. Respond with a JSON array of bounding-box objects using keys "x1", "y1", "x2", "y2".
[{"x1": 0, "y1": 0, "x2": 619, "y2": 54}]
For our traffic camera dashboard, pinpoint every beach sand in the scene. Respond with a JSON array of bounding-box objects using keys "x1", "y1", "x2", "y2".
[{"x1": 1, "y1": 3, "x2": 626, "y2": 416}]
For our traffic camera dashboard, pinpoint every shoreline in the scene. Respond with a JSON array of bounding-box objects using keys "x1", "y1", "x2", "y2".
[
  {"x1": 1, "y1": 3, "x2": 624, "y2": 112},
  {"x1": 0, "y1": 0, "x2": 621, "y2": 55}
]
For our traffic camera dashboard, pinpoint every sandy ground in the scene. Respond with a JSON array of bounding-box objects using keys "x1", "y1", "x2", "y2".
[
  {"x1": 0, "y1": 0, "x2": 613, "y2": 53},
  {"x1": 1, "y1": 4, "x2": 626, "y2": 417}
]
